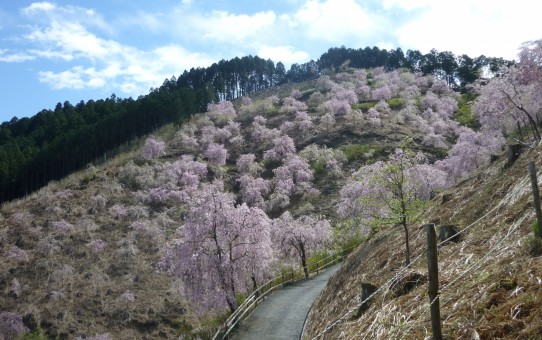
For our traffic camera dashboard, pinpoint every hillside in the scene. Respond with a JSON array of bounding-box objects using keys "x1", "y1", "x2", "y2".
[
  {"x1": 0, "y1": 46, "x2": 509, "y2": 205},
  {"x1": 304, "y1": 144, "x2": 542, "y2": 339},
  {"x1": 0, "y1": 67, "x2": 468, "y2": 339}
]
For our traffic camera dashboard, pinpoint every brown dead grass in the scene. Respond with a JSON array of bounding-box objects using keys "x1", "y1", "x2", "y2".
[{"x1": 304, "y1": 143, "x2": 542, "y2": 340}]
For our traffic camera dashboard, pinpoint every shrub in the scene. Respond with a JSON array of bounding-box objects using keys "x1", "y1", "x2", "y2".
[
  {"x1": 386, "y1": 97, "x2": 404, "y2": 110},
  {"x1": 352, "y1": 102, "x2": 377, "y2": 111},
  {"x1": 339, "y1": 144, "x2": 384, "y2": 162},
  {"x1": 454, "y1": 93, "x2": 477, "y2": 127},
  {"x1": 0, "y1": 312, "x2": 27, "y2": 339}
]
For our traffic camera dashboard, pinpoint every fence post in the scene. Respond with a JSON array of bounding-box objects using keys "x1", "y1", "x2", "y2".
[
  {"x1": 316, "y1": 261, "x2": 319, "y2": 275},
  {"x1": 426, "y1": 223, "x2": 443, "y2": 340},
  {"x1": 529, "y1": 161, "x2": 542, "y2": 238}
]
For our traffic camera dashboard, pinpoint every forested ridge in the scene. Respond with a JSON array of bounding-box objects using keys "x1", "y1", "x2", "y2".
[{"x1": 0, "y1": 46, "x2": 509, "y2": 203}]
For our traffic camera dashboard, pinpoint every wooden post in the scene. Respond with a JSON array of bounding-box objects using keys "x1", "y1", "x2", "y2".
[
  {"x1": 316, "y1": 261, "x2": 319, "y2": 275},
  {"x1": 529, "y1": 161, "x2": 542, "y2": 238},
  {"x1": 426, "y1": 223, "x2": 443, "y2": 340}
]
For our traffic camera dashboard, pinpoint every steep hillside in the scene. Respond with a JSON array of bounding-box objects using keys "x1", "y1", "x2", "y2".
[
  {"x1": 304, "y1": 143, "x2": 542, "y2": 339},
  {"x1": 0, "y1": 68, "x2": 476, "y2": 339}
]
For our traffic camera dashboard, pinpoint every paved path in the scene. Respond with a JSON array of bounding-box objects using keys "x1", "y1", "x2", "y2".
[{"x1": 232, "y1": 264, "x2": 340, "y2": 340}]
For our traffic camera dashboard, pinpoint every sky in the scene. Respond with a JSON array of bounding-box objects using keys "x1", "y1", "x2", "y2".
[{"x1": 0, "y1": 0, "x2": 540, "y2": 123}]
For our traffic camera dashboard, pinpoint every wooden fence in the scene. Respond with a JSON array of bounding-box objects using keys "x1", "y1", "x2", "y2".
[{"x1": 211, "y1": 245, "x2": 357, "y2": 340}]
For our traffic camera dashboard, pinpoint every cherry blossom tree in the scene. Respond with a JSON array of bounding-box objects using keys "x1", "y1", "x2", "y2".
[
  {"x1": 367, "y1": 108, "x2": 381, "y2": 127},
  {"x1": 435, "y1": 127, "x2": 505, "y2": 185},
  {"x1": 158, "y1": 182, "x2": 273, "y2": 313},
  {"x1": 372, "y1": 86, "x2": 393, "y2": 101},
  {"x1": 5, "y1": 245, "x2": 29, "y2": 263},
  {"x1": 273, "y1": 212, "x2": 332, "y2": 278},
  {"x1": 338, "y1": 147, "x2": 446, "y2": 266},
  {"x1": 474, "y1": 68, "x2": 541, "y2": 141},
  {"x1": 319, "y1": 112, "x2": 336, "y2": 131},
  {"x1": 322, "y1": 98, "x2": 351, "y2": 116},
  {"x1": 0, "y1": 312, "x2": 27, "y2": 339},
  {"x1": 146, "y1": 156, "x2": 208, "y2": 206},
  {"x1": 200, "y1": 125, "x2": 218, "y2": 147},
  {"x1": 205, "y1": 143, "x2": 228, "y2": 165},
  {"x1": 272, "y1": 154, "x2": 315, "y2": 196},
  {"x1": 295, "y1": 111, "x2": 314, "y2": 133},
  {"x1": 87, "y1": 239, "x2": 106, "y2": 255},
  {"x1": 238, "y1": 175, "x2": 271, "y2": 209},
  {"x1": 517, "y1": 39, "x2": 542, "y2": 85},
  {"x1": 142, "y1": 136, "x2": 166, "y2": 160},
  {"x1": 236, "y1": 153, "x2": 263, "y2": 176},
  {"x1": 207, "y1": 100, "x2": 237, "y2": 123},
  {"x1": 251, "y1": 116, "x2": 281, "y2": 145},
  {"x1": 279, "y1": 97, "x2": 308, "y2": 115},
  {"x1": 263, "y1": 135, "x2": 296, "y2": 161}
]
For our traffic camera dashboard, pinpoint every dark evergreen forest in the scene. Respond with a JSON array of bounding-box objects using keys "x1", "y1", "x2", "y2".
[{"x1": 0, "y1": 46, "x2": 511, "y2": 203}]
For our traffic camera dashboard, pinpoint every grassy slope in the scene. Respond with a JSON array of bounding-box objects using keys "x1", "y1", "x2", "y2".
[{"x1": 304, "y1": 143, "x2": 542, "y2": 339}]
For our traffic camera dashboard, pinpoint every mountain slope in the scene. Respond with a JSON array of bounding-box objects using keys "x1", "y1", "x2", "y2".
[
  {"x1": 304, "y1": 143, "x2": 542, "y2": 339},
  {"x1": 0, "y1": 67, "x2": 485, "y2": 339}
]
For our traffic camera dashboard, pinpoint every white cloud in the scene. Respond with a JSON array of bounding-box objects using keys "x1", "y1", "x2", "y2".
[
  {"x1": 0, "y1": 49, "x2": 35, "y2": 62},
  {"x1": 382, "y1": 0, "x2": 432, "y2": 11},
  {"x1": 281, "y1": 0, "x2": 376, "y2": 42},
  {"x1": 393, "y1": 0, "x2": 542, "y2": 59},
  {"x1": 188, "y1": 10, "x2": 277, "y2": 44},
  {"x1": 257, "y1": 45, "x2": 310, "y2": 65},
  {"x1": 39, "y1": 68, "x2": 86, "y2": 89},
  {"x1": 25, "y1": 21, "x2": 122, "y2": 62},
  {"x1": 21, "y1": 2, "x2": 112, "y2": 34},
  {"x1": 20, "y1": 4, "x2": 215, "y2": 97},
  {"x1": 22, "y1": 2, "x2": 56, "y2": 15}
]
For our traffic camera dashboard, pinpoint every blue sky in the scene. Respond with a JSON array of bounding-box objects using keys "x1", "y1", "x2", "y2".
[{"x1": 0, "y1": 0, "x2": 540, "y2": 123}]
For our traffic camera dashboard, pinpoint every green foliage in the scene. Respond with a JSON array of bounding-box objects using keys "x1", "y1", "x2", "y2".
[
  {"x1": 524, "y1": 236, "x2": 542, "y2": 257},
  {"x1": 306, "y1": 250, "x2": 332, "y2": 272},
  {"x1": 339, "y1": 144, "x2": 384, "y2": 162},
  {"x1": 266, "y1": 106, "x2": 280, "y2": 117},
  {"x1": 386, "y1": 98, "x2": 404, "y2": 110},
  {"x1": 533, "y1": 221, "x2": 541, "y2": 237},
  {"x1": 454, "y1": 93, "x2": 478, "y2": 128},
  {"x1": 332, "y1": 219, "x2": 366, "y2": 249},
  {"x1": 21, "y1": 330, "x2": 51, "y2": 340},
  {"x1": 432, "y1": 147, "x2": 449, "y2": 159},
  {"x1": 310, "y1": 160, "x2": 325, "y2": 175},
  {"x1": 352, "y1": 102, "x2": 377, "y2": 111},
  {"x1": 235, "y1": 292, "x2": 247, "y2": 307},
  {"x1": 301, "y1": 88, "x2": 318, "y2": 99}
]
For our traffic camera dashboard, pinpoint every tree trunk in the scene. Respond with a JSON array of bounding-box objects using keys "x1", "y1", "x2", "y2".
[
  {"x1": 300, "y1": 242, "x2": 309, "y2": 279},
  {"x1": 251, "y1": 275, "x2": 259, "y2": 298},
  {"x1": 402, "y1": 217, "x2": 411, "y2": 266}
]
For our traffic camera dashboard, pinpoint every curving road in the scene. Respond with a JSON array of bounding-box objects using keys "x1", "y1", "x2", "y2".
[{"x1": 232, "y1": 264, "x2": 340, "y2": 340}]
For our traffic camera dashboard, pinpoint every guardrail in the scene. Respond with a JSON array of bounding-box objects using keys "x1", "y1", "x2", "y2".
[{"x1": 211, "y1": 245, "x2": 358, "y2": 340}]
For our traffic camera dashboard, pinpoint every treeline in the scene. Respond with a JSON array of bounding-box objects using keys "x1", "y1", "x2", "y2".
[
  {"x1": 0, "y1": 87, "x2": 213, "y2": 202},
  {"x1": 0, "y1": 47, "x2": 510, "y2": 203},
  {"x1": 318, "y1": 46, "x2": 512, "y2": 88}
]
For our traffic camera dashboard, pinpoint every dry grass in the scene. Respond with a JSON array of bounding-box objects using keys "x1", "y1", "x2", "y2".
[{"x1": 304, "y1": 143, "x2": 542, "y2": 340}]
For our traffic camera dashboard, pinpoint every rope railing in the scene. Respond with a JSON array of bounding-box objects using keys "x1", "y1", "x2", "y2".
[
  {"x1": 309, "y1": 170, "x2": 535, "y2": 339},
  {"x1": 212, "y1": 244, "x2": 358, "y2": 340}
]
